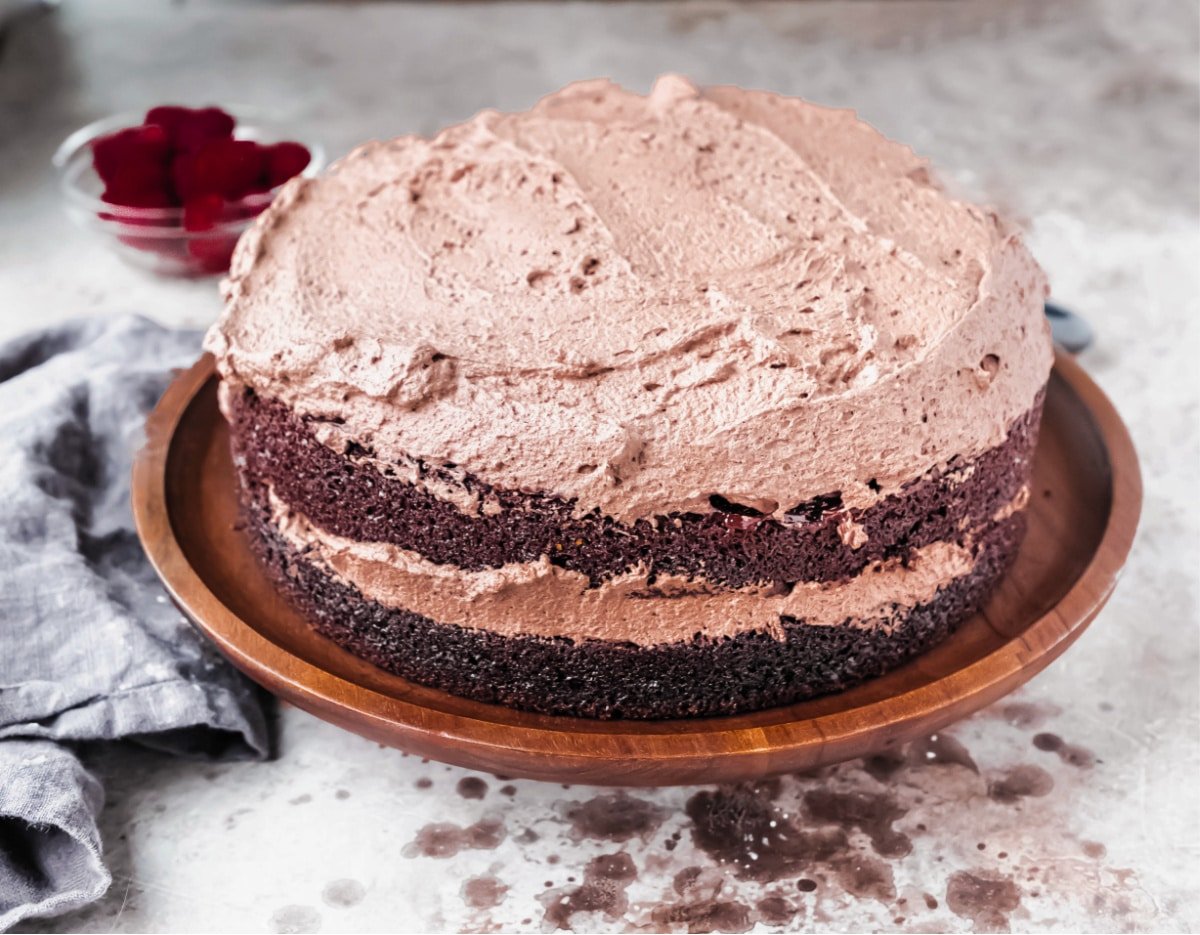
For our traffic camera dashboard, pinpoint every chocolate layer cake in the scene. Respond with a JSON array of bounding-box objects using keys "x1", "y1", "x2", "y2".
[{"x1": 205, "y1": 76, "x2": 1053, "y2": 719}]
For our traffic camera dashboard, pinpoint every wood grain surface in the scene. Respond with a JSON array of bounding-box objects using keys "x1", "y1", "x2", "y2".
[{"x1": 131, "y1": 350, "x2": 1141, "y2": 785}]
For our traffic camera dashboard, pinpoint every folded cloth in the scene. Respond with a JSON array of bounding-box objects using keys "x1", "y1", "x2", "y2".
[{"x1": 0, "y1": 316, "x2": 269, "y2": 932}]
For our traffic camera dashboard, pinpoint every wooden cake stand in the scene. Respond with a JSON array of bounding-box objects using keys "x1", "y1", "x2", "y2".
[{"x1": 132, "y1": 350, "x2": 1140, "y2": 785}]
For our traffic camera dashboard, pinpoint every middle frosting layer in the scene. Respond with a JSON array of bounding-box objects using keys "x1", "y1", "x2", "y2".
[{"x1": 267, "y1": 488, "x2": 976, "y2": 645}]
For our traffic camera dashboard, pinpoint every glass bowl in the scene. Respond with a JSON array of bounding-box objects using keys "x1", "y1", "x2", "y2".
[{"x1": 52, "y1": 109, "x2": 324, "y2": 278}]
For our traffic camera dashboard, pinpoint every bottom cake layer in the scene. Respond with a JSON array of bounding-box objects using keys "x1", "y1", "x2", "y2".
[{"x1": 243, "y1": 486, "x2": 1025, "y2": 720}]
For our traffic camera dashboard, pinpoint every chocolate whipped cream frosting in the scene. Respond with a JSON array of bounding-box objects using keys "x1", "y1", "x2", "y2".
[
  {"x1": 207, "y1": 75, "x2": 1052, "y2": 522},
  {"x1": 266, "y1": 488, "x2": 974, "y2": 644}
]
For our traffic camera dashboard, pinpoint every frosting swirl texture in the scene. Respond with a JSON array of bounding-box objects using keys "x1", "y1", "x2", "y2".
[{"x1": 208, "y1": 75, "x2": 1052, "y2": 520}]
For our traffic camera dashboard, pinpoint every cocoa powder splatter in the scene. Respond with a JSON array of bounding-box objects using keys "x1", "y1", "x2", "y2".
[
  {"x1": 563, "y1": 792, "x2": 666, "y2": 843},
  {"x1": 650, "y1": 899, "x2": 753, "y2": 933},
  {"x1": 647, "y1": 867, "x2": 756, "y2": 934},
  {"x1": 946, "y1": 870, "x2": 1021, "y2": 931},
  {"x1": 802, "y1": 789, "x2": 912, "y2": 858},
  {"x1": 829, "y1": 853, "x2": 897, "y2": 902},
  {"x1": 988, "y1": 765, "x2": 1055, "y2": 803},
  {"x1": 1032, "y1": 732, "x2": 1096, "y2": 768},
  {"x1": 755, "y1": 894, "x2": 798, "y2": 926},
  {"x1": 862, "y1": 732, "x2": 977, "y2": 779},
  {"x1": 685, "y1": 783, "x2": 845, "y2": 881},
  {"x1": 683, "y1": 782, "x2": 902, "y2": 904},
  {"x1": 998, "y1": 700, "x2": 1061, "y2": 729},
  {"x1": 909, "y1": 733, "x2": 979, "y2": 773},
  {"x1": 403, "y1": 817, "x2": 505, "y2": 858},
  {"x1": 456, "y1": 776, "x2": 488, "y2": 800},
  {"x1": 541, "y1": 852, "x2": 637, "y2": 931},
  {"x1": 1081, "y1": 840, "x2": 1107, "y2": 859},
  {"x1": 462, "y1": 874, "x2": 508, "y2": 909}
]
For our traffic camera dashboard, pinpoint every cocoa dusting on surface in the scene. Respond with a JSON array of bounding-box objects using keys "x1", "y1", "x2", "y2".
[
  {"x1": 540, "y1": 852, "x2": 638, "y2": 931},
  {"x1": 456, "y1": 776, "x2": 489, "y2": 799},
  {"x1": 1081, "y1": 840, "x2": 1108, "y2": 859},
  {"x1": 862, "y1": 731, "x2": 977, "y2": 780},
  {"x1": 403, "y1": 817, "x2": 506, "y2": 858},
  {"x1": 1032, "y1": 732, "x2": 1097, "y2": 768},
  {"x1": 988, "y1": 765, "x2": 1055, "y2": 803},
  {"x1": 862, "y1": 748, "x2": 909, "y2": 782},
  {"x1": 830, "y1": 854, "x2": 897, "y2": 903},
  {"x1": 563, "y1": 792, "x2": 667, "y2": 843},
  {"x1": 998, "y1": 700, "x2": 1062, "y2": 729},
  {"x1": 946, "y1": 870, "x2": 1022, "y2": 931},
  {"x1": 755, "y1": 894, "x2": 798, "y2": 926},
  {"x1": 802, "y1": 789, "x2": 912, "y2": 858},
  {"x1": 650, "y1": 899, "x2": 753, "y2": 933},
  {"x1": 910, "y1": 733, "x2": 980, "y2": 773},
  {"x1": 671, "y1": 866, "x2": 718, "y2": 898},
  {"x1": 462, "y1": 874, "x2": 508, "y2": 910},
  {"x1": 685, "y1": 782, "x2": 846, "y2": 882},
  {"x1": 682, "y1": 781, "x2": 902, "y2": 903},
  {"x1": 647, "y1": 867, "x2": 755, "y2": 934}
]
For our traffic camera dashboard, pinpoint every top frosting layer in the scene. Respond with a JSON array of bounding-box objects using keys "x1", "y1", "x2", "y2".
[{"x1": 207, "y1": 75, "x2": 1052, "y2": 521}]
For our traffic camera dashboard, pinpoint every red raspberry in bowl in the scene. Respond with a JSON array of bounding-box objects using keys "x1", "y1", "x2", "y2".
[
  {"x1": 92, "y1": 125, "x2": 172, "y2": 203},
  {"x1": 175, "y1": 139, "x2": 266, "y2": 201},
  {"x1": 264, "y1": 142, "x2": 312, "y2": 189},
  {"x1": 182, "y1": 193, "x2": 226, "y2": 232},
  {"x1": 146, "y1": 105, "x2": 235, "y2": 153},
  {"x1": 87, "y1": 106, "x2": 314, "y2": 275}
]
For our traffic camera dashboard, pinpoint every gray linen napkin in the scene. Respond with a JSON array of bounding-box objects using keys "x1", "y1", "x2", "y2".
[{"x1": 0, "y1": 315, "x2": 269, "y2": 931}]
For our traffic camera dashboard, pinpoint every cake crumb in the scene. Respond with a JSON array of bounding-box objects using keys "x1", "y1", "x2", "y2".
[
  {"x1": 838, "y1": 516, "x2": 869, "y2": 550},
  {"x1": 992, "y1": 484, "x2": 1030, "y2": 522}
]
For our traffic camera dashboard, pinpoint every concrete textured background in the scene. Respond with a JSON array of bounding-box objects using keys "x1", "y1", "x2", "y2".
[{"x1": 1, "y1": 1, "x2": 1197, "y2": 932}]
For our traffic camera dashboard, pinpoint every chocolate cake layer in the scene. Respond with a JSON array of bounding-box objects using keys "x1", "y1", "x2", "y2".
[
  {"x1": 242, "y1": 478, "x2": 1025, "y2": 719},
  {"x1": 230, "y1": 388, "x2": 1042, "y2": 591}
]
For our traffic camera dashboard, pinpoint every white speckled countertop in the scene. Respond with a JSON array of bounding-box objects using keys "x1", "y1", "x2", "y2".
[{"x1": 1, "y1": 2, "x2": 1197, "y2": 932}]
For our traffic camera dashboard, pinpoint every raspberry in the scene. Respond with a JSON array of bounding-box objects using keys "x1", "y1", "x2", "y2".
[
  {"x1": 91, "y1": 105, "x2": 306, "y2": 275},
  {"x1": 91, "y1": 125, "x2": 170, "y2": 195},
  {"x1": 145, "y1": 105, "x2": 235, "y2": 154},
  {"x1": 101, "y1": 166, "x2": 172, "y2": 204},
  {"x1": 263, "y1": 141, "x2": 311, "y2": 188},
  {"x1": 175, "y1": 139, "x2": 265, "y2": 201},
  {"x1": 101, "y1": 188, "x2": 173, "y2": 212},
  {"x1": 169, "y1": 152, "x2": 199, "y2": 201},
  {"x1": 182, "y1": 193, "x2": 225, "y2": 232}
]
